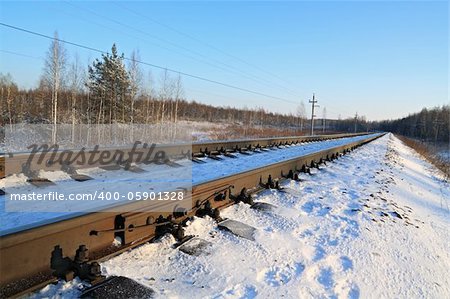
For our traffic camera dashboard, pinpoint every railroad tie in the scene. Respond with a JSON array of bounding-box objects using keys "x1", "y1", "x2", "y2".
[
  {"x1": 177, "y1": 237, "x2": 212, "y2": 256},
  {"x1": 124, "y1": 165, "x2": 147, "y2": 173},
  {"x1": 207, "y1": 154, "x2": 223, "y2": 161},
  {"x1": 218, "y1": 219, "x2": 256, "y2": 241},
  {"x1": 21, "y1": 162, "x2": 55, "y2": 187},
  {"x1": 61, "y1": 163, "x2": 94, "y2": 182},
  {"x1": 191, "y1": 157, "x2": 207, "y2": 163}
]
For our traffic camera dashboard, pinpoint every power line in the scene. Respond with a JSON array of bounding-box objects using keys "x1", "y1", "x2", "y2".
[
  {"x1": 112, "y1": 2, "x2": 301, "y2": 96},
  {"x1": 0, "y1": 49, "x2": 43, "y2": 60},
  {"x1": 50, "y1": 3, "x2": 176, "y2": 55},
  {"x1": 53, "y1": 2, "x2": 262, "y2": 89},
  {"x1": 55, "y1": 3, "x2": 254, "y2": 81},
  {"x1": 0, "y1": 22, "x2": 298, "y2": 104},
  {"x1": 64, "y1": 1, "x2": 300, "y2": 98}
]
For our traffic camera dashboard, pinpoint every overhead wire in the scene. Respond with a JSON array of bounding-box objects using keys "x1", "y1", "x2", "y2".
[
  {"x1": 0, "y1": 22, "x2": 298, "y2": 104},
  {"x1": 0, "y1": 49, "x2": 43, "y2": 60},
  {"x1": 114, "y1": 2, "x2": 301, "y2": 94},
  {"x1": 64, "y1": 1, "x2": 300, "y2": 97}
]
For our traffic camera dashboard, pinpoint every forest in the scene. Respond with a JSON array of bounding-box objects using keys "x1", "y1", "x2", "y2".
[
  {"x1": 1, "y1": 38, "x2": 448, "y2": 143},
  {"x1": 375, "y1": 107, "x2": 449, "y2": 143}
]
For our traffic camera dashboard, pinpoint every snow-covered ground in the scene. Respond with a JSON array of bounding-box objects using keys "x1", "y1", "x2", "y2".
[
  {"x1": 1, "y1": 121, "x2": 229, "y2": 152},
  {"x1": 31, "y1": 133, "x2": 449, "y2": 298},
  {"x1": 1, "y1": 134, "x2": 378, "y2": 235},
  {"x1": 437, "y1": 147, "x2": 450, "y2": 163}
]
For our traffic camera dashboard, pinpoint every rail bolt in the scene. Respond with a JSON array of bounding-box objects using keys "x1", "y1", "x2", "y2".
[
  {"x1": 267, "y1": 174, "x2": 275, "y2": 189},
  {"x1": 174, "y1": 206, "x2": 188, "y2": 218},
  {"x1": 287, "y1": 169, "x2": 294, "y2": 179},
  {"x1": 89, "y1": 262, "x2": 102, "y2": 280},
  {"x1": 75, "y1": 245, "x2": 89, "y2": 264},
  {"x1": 173, "y1": 226, "x2": 185, "y2": 241},
  {"x1": 50, "y1": 245, "x2": 73, "y2": 280}
]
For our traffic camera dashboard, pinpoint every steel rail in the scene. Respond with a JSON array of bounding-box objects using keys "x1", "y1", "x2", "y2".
[{"x1": 0, "y1": 133, "x2": 368, "y2": 178}]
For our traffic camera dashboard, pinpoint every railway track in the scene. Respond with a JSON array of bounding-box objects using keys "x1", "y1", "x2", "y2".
[
  {"x1": 0, "y1": 132, "x2": 383, "y2": 298},
  {"x1": 1, "y1": 133, "x2": 367, "y2": 179}
]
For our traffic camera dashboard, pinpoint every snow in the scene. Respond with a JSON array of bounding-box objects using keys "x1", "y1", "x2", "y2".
[
  {"x1": 28, "y1": 278, "x2": 86, "y2": 299},
  {"x1": 437, "y1": 149, "x2": 450, "y2": 163},
  {"x1": 29, "y1": 133, "x2": 450, "y2": 298},
  {"x1": 1, "y1": 121, "x2": 228, "y2": 152},
  {"x1": 192, "y1": 134, "x2": 380, "y2": 185},
  {"x1": 0, "y1": 134, "x2": 379, "y2": 235}
]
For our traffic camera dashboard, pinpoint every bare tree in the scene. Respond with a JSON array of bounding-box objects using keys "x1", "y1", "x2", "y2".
[
  {"x1": 258, "y1": 107, "x2": 265, "y2": 127},
  {"x1": 144, "y1": 71, "x2": 155, "y2": 124},
  {"x1": 0, "y1": 73, "x2": 17, "y2": 128},
  {"x1": 159, "y1": 69, "x2": 171, "y2": 124},
  {"x1": 172, "y1": 74, "x2": 184, "y2": 138},
  {"x1": 157, "y1": 69, "x2": 175, "y2": 139},
  {"x1": 68, "y1": 54, "x2": 83, "y2": 142},
  {"x1": 296, "y1": 101, "x2": 306, "y2": 133},
  {"x1": 43, "y1": 31, "x2": 67, "y2": 142},
  {"x1": 128, "y1": 49, "x2": 143, "y2": 126}
]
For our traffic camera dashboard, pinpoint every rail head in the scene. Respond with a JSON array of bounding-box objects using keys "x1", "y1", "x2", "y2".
[{"x1": 0, "y1": 132, "x2": 371, "y2": 178}]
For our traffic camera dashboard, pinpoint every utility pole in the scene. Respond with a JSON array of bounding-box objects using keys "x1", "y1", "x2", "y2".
[
  {"x1": 432, "y1": 117, "x2": 443, "y2": 146},
  {"x1": 309, "y1": 93, "x2": 319, "y2": 136},
  {"x1": 354, "y1": 112, "x2": 358, "y2": 133}
]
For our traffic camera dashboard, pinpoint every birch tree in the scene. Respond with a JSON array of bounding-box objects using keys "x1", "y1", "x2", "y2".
[
  {"x1": 172, "y1": 74, "x2": 184, "y2": 138},
  {"x1": 43, "y1": 31, "x2": 67, "y2": 142},
  {"x1": 128, "y1": 49, "x2": 143, "y2": 126},
  {"x1": 0, "y1": 73, "x2": 17, "y2": 127},
  {"x1": 322, "y1": 107, "x2": 327, "y2": 133},
  {"x1": 159, "y1": 69, "x2": 172, "y2": 124},
  {"x1": 296, "y1": 101, "x2": 306, "y2": 132},
  {"x1": 68, "y1": 54, "x2": 83, "y2": 142},
  {"x1": 144, "y1": 71, "x2": 155, "y2": 124}
]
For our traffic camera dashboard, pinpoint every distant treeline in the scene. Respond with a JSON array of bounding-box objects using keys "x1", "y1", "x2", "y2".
[
  {"x1": 0, "y1": 40, "x2": 371, "y2": 133},
  {"x1": 0, "y1": 70, "x2": 374, "y2": 133},
  {"x1": 0, "y1": 41, "x2": 309, "y2": 129},
  {"x1": 0, "y1": 38, "x2": 447, "y2": 141},
  {"x1": 2, "y1": 70, "x2": 447, "y2": 141},
  {"x1": 373, "y1": 106, "x2": 449, "y2": 143},
  {"x1": 0, "y1": 71, "x2": 309, "y2": 128}
]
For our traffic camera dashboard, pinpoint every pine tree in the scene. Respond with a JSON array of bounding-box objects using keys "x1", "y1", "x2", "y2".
[{"x1": 87, "y1": 44, "x2": 130, "y2": 124}]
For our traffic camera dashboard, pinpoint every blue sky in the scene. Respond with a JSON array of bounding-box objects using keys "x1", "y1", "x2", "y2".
[{"x1": 0, "y1": 1, "x2": 448, "y2": 120}]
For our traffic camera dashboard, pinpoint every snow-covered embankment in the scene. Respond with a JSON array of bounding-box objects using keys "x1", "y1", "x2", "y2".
[{"x1": 34, "y1": 134, "x2": 449, "y2": 298}]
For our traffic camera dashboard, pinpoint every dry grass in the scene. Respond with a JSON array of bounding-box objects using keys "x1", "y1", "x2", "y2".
[{"x1": 396, "y1": 135, "x2": 449, "y2": 178}]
